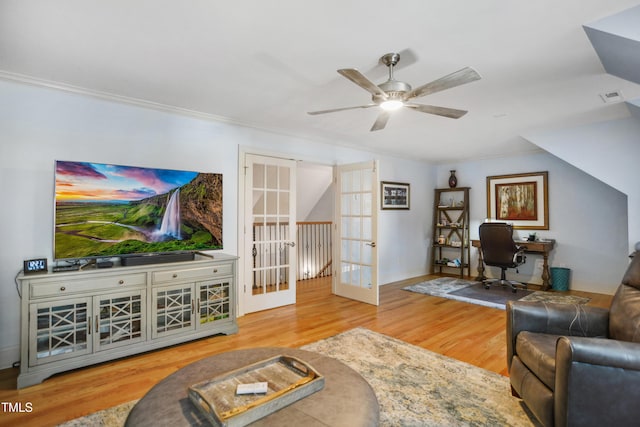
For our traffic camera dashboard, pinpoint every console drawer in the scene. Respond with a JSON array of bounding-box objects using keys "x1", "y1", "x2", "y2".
[
  {"x1": 152, "y1": 263, "x2": 233, "y2": 284},
  {"x1": 30, "y1": 273, "x2": 146, "y2": 298}
]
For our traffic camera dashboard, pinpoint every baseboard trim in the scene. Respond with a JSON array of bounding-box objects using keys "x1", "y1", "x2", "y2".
[{"x1": 0, "y1": 345, "x2": 20, "y2": 370}]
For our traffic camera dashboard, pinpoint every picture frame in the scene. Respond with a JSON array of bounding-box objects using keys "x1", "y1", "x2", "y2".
[
  {"x1": 381, "y1": 181, "x2": 410, "y2": 210},
  {"x1": 486, "y1": 171, "x2": 548, "y2": 230}
]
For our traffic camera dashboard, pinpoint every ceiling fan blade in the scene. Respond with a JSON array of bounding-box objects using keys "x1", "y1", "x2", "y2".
[
  {"x1": 405, "y1": 103, "x2": 468, "y2": 119},
  {"x1": 392, "y1": 48, "x2": 418, "y2": 69},
  {"x1": 337, "y1": 68, "x2": 388, "y2": 99},
  {"x1": 307, "y1": 104, "x2": 377, "y2": 115},
  {"x1": 370, "y1": 111, "x2": 391, "y2": 131},
  {"x1": 405, "y1": 67, "x2": 481, "y2": 100}
]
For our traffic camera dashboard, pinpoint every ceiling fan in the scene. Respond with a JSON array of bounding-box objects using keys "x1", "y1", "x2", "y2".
[{"x1": 308, "y1": 52, "x2": 481, "y2": 131}]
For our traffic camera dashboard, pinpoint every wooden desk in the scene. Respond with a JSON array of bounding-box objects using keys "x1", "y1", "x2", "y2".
[{"x1": 471, "y1": 239, "x2": 556, "y2": 291}]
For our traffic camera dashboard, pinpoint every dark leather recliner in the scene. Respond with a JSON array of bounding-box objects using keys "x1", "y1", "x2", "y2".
[{"x1": 506, "y1": 254, "x2": 640, "y2": 427}]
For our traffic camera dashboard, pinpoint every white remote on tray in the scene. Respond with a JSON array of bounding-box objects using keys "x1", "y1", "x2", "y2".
[{"x1": 236, "y1": 382, "x2": 268, "y2": 395}]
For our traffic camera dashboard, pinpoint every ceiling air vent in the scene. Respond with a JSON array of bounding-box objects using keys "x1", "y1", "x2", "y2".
[{"x1": 600, "y1": 90, "x2": 624, "y2": 104}]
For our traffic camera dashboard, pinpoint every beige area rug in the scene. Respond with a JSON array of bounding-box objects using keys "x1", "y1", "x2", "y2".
[
  {"x1": 57, "y1": 400, "x2": 137, "y2": 427},
  {"x1": 59, "y1": 328, "x2": 540, "y2": 426},
  {"x1": 403, "y1": 277, "x2": 590, "y2": 310}
]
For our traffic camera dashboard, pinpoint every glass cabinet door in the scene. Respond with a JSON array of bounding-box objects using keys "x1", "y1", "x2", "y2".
[
  {"x1": 152, "y1": 284, "x2": 195, "y2": 339},
  {"x1": 94, "y1": 290, "x2": 146, "y2": 351},
  {"x1": 29, "y1": 297, "x2": 92, "y2": 366},
  {"x1": 197, "y1": 279, "x2": 231, "y2": 328}
]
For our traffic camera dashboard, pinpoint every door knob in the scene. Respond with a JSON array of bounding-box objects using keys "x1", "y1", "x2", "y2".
[
  {"x1": 284, "y1": 241, "x2": 296, "y2": 247},
  {"x1": 365, "y1": 242, "x2": 377, "y2": 248}
]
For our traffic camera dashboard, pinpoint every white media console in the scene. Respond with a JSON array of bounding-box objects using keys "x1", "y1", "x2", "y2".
[{"x1": 17, "y1": 253, "x2": 237, "y2": 388}]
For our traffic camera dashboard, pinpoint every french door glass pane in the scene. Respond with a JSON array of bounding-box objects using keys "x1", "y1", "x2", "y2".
[
  {"x1": 363, "y1": 193, "x2": 372, "y2": 215},
  {"x1": 362, "y1": 242, "x2": 372, "y2": 264},
  {"x1": 341, "y1": 194, "x2": 350, "y2": 215},
  {"x1": 266, "y1": 165, "x2": 278, "y2": 189},
  {"x1": 341, "y1": 171, "x2": 352, "y2": 192},
  {"x1": 351, "y1": 193, "x2": 361, "y2": 215},
  {"x1": 361, "y1": 266, "x2": 372, "y2": 289},
  {"x1": 251, "y1": 161, "x2": 292, "y2": 296},
  {"x1": 350, "y1": 217, "x2": 361, "y2": 239},
  {"x1": 341, "y1": 262, "x2": 350, "y2": 284},
  {"x1": 253, "y1": 164, "x2": 264, "y2": 188},
  {"x1": 362, "y1": 217, "x2": 372, "y2": 241},
  {"x1": 279, "y1": 166, "x2": 290, "y2": 190},
  {"x1": 350, "y1": 240, "x2": 360, "y2": 263},
  {"x1": 266, "y1": 191, "x2": 277, "y2": 214}
]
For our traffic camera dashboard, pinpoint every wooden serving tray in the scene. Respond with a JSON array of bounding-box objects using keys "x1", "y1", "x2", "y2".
[{"x1": 188, "y1": 355, "x2": 325, "y2": 427}]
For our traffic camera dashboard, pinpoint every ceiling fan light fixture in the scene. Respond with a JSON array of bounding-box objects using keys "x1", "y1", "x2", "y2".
[
  {"x1": 380, "y1": 100, "x2": 403, "y2": 111},
  {"x1": 307, "y1": 53, "x2": 481, "y2": 131}
]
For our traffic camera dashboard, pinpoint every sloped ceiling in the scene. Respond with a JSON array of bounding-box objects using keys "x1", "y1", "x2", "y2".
[
  {"x1": 1, "y1": 0, "x2": 640, "y2": 163},
  {"x1": 584, "y1": 5, "x2": 640, "y2": 85},
  {"x1": 584, "y1": 5, "x2": 640, "y2": 121},
  {"x1": 527, "y1": 3, "x2": 640, "y2": 195}
]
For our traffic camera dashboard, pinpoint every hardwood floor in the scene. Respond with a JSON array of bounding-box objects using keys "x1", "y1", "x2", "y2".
[{"x1": 0, "y1": 274, "x2": 612, "y2": 427}]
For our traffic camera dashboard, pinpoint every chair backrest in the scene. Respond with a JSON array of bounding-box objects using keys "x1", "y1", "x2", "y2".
[
  {"x1": 479, "y1": 222, "x2": 520, "y2": 268},
  {"x1": 609, "y1": 255, "x2": 640, "y2": 342}
]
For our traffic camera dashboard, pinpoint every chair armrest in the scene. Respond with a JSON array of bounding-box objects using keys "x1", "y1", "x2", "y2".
[
  {"x1": 555, "y1": 336, "x2": 640, "y2": 426},
  {"x1": 512, "y1": 246, "x2": 526, "y2": 264},
  {"x1": 505, "y1": 301, "x2": 609, "y2": 370},
  {"x1": 557, "y1": 336, "x2": 640, "y2": 369}
]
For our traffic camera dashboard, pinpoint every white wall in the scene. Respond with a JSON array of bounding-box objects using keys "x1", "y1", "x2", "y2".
[
  {"x1": 378, "y1": 157, "x2": 436, "y2": 282},
  {"x1": 296, "y1": 162, "x2": 333, "y2": 221},
  {"x1": 0, "y1": 80, "x2": 435, "y2": 368},
  {"x1": 437, "y1": 151, "x2": 629, "y2": 294}
]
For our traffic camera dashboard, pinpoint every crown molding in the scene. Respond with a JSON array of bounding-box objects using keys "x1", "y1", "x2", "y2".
[{"x1": 0, "y1": 70, "x2": 231, "y2": 123}]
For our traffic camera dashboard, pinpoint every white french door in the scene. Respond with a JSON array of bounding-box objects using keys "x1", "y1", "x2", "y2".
[
  {"x1": 334, "y1": 161, "x2": 379, "y2": 306},
  {"x1": 243, "y1": 154, "x2": 297, "y2": 313}
]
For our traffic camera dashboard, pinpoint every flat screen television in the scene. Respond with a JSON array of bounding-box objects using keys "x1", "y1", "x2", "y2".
[{"x1": 54, "y1": 160, "x2": 223, "y2": 261}]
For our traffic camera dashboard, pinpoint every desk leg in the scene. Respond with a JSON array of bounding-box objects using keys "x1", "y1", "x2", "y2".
[
  {"x1": 475, "y1": 250, "x2": 486, "y2": 282},
  {"x1": 541, "y1": 254, "x2": 551, "y2": 291}
]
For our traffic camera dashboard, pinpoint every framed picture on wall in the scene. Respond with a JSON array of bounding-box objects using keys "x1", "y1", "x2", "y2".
[
  {"x1": 381, "y1": 181, "x2": 410, "y2": 210},
  {"x1": 486, "y1": 171, "x2": 548, "y2": 229}
]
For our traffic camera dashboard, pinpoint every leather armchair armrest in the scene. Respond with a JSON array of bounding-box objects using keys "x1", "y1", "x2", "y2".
[
  {"x1": 555, "y1": 337, "x2": 640, "y2": 427},
  {"x1": 506, "y1": 301, "x2": 609, "y2": 370},
  {"x1": 557, "y1": 336, "x2": 640, "y2": 369}
]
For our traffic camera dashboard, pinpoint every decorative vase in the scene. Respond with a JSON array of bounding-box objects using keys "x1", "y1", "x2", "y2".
[{"x1": 448, "y1": 170, "x2": 458, "y2": 188}]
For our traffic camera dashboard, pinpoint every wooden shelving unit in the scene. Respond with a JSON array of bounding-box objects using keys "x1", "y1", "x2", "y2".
[{"x1": 431, "y1": 187, "x2": 471, "y2": 278}]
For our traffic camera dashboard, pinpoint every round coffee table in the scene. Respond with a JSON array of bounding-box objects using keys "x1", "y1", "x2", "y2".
[{"x1": 125, "y1": 347, "x2": 379, "y2": 426}]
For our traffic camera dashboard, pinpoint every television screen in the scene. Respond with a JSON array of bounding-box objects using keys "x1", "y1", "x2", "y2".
[{"x1": 54, "y1": 160, "x2": 223, "y2": 261}]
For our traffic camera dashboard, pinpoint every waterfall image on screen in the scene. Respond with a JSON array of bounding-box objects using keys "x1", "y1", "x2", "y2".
[
  {"x1": 157, "y1": 189, "x2": 181, "y2": 239},
  {"x1": 54, "y1": 161, "x2": 223, "y2": 260}
]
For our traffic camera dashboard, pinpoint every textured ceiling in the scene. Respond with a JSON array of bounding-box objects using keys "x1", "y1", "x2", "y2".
[{"x1": 1, "y1": 0, "x2": 640, "y2": 163}]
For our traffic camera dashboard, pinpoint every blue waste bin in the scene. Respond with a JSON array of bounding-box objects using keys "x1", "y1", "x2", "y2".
[{"x1": 550, "y1": 267, "x2": 570, "y2": 291}]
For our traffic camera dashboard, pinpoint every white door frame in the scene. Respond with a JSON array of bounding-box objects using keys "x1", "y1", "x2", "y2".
[{"x1": 237, "y1": 147, "x2": 379, "y2": 314}]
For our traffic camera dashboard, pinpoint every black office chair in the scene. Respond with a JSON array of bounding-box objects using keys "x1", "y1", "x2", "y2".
[{"x1": 478, "y1": 222, "x2": 526, "y2": 293}]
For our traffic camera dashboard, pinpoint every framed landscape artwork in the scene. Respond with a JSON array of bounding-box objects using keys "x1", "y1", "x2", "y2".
[
  {"x1": 486, "y1": 171, "x2": 548, "y2": 230},
  {"x1": 381, "y1": 181, "x2": 410, "y2": 210}
]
